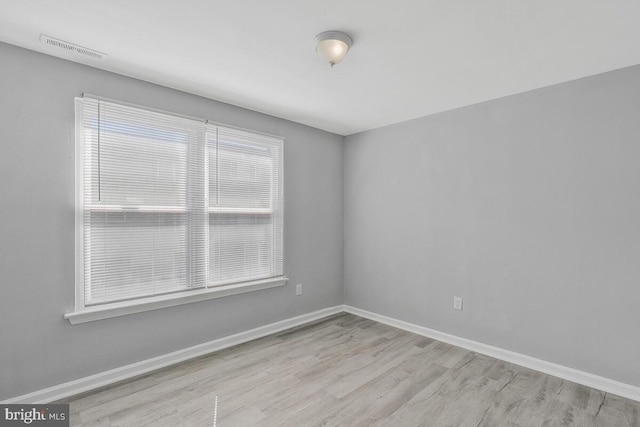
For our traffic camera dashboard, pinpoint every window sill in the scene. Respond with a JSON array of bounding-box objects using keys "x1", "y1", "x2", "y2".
[{"x1": 64, "y1": 276, "x2": 288, "y2": 325}]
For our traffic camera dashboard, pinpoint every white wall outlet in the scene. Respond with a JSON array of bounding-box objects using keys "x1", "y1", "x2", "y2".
[
  {"x1": 453, "y1": 296, "x2": 463, "y2": 311},
  {"x1": 296, "y1": 284, "x2": 303, "y2": 296}
]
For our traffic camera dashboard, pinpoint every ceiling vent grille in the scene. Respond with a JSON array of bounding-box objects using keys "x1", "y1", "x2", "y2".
[{"x1": 40, "y1": 34, "x2": 107, "y2": 60}]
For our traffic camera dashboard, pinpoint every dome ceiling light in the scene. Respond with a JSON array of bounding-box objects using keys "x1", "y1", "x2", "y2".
[{"x1": 313, "y1": 31, "x2": 353, "y2": 67}]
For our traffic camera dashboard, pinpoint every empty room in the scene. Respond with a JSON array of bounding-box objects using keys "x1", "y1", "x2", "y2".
[{"x1": 1, "y1": 1, "x2": 639, "y2": 426}]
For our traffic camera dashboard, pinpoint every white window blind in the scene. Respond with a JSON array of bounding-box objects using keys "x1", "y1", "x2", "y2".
[
  {"x1": 209, "y1": 126, "x2": 284, "y2": 285},
  {"x1": 76, "y1": 97, "x2": 284, "y2": 309}
]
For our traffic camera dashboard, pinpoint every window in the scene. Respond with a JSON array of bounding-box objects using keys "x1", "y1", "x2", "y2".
[
  {"x1": 69, "y1": 96, "x2": 284, "y2": 322},
  {"x1": 209, "y1": 127, "x2": 284, "y2": 285}
]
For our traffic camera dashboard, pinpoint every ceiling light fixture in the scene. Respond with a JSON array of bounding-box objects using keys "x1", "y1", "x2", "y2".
[{"x1": 314, "y1": 31, "x2": 352, "y2": 67}]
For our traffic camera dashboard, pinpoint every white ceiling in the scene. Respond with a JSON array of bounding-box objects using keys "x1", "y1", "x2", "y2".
[{"x1": 1, "y1": 1, "x2": 639, "y2": 135}]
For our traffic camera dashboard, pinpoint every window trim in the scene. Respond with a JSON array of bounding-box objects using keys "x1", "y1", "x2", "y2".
[
  {"x1": 67, "y1": 95, "x2": 287, "y2": 324},
  {"x1": 64, "y1": 276, "x2": 288, "y2": 324}
]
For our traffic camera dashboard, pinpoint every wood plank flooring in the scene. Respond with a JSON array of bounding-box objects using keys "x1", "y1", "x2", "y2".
[{"x1": 64, "y1": 313, "x2": 640, "y2": 426}]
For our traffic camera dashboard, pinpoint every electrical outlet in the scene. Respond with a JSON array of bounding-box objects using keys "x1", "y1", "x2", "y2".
[
  {"x1": 296, "y1": 284, "x2": 302, "y2": 296},
  {"x1": 453, "y1": 296, "x2": 463, "y2": 311}
]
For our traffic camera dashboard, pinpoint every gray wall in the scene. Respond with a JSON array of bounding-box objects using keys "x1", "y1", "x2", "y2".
[
  {"x1": 0, "y1": 42, "x2": 344, "y2": 400},
  {"x1": 344, "y1": 65, "x2": 640, "y2": 387},
  {"x1": 2, "y1": 38, "x2": 639, "y2": 400}
]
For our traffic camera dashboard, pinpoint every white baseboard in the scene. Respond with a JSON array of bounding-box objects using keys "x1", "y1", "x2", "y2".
[
  {"x1": 3, "y1": 305, "x2": 345, "y2": 404},
  {"x1": 344, "y1": 305, "x2": 640, "y2": 402},
  {"x1": 7, "y1": 304, "x2": 639, "y2": 404}
]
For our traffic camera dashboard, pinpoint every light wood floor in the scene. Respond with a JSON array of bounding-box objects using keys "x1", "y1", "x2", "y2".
[{"x1": 64, "y1": 313, "x2": 640, "y2": 426}]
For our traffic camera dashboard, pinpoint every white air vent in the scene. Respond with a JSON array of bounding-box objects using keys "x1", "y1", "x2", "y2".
[{"x1": 40, "y1": 34, "x2": 107, "y2": 60}]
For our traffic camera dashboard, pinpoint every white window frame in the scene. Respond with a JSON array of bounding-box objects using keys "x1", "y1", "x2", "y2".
[{"x1": 65, "y1": 95, "x2": 287, "y2": 324}]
